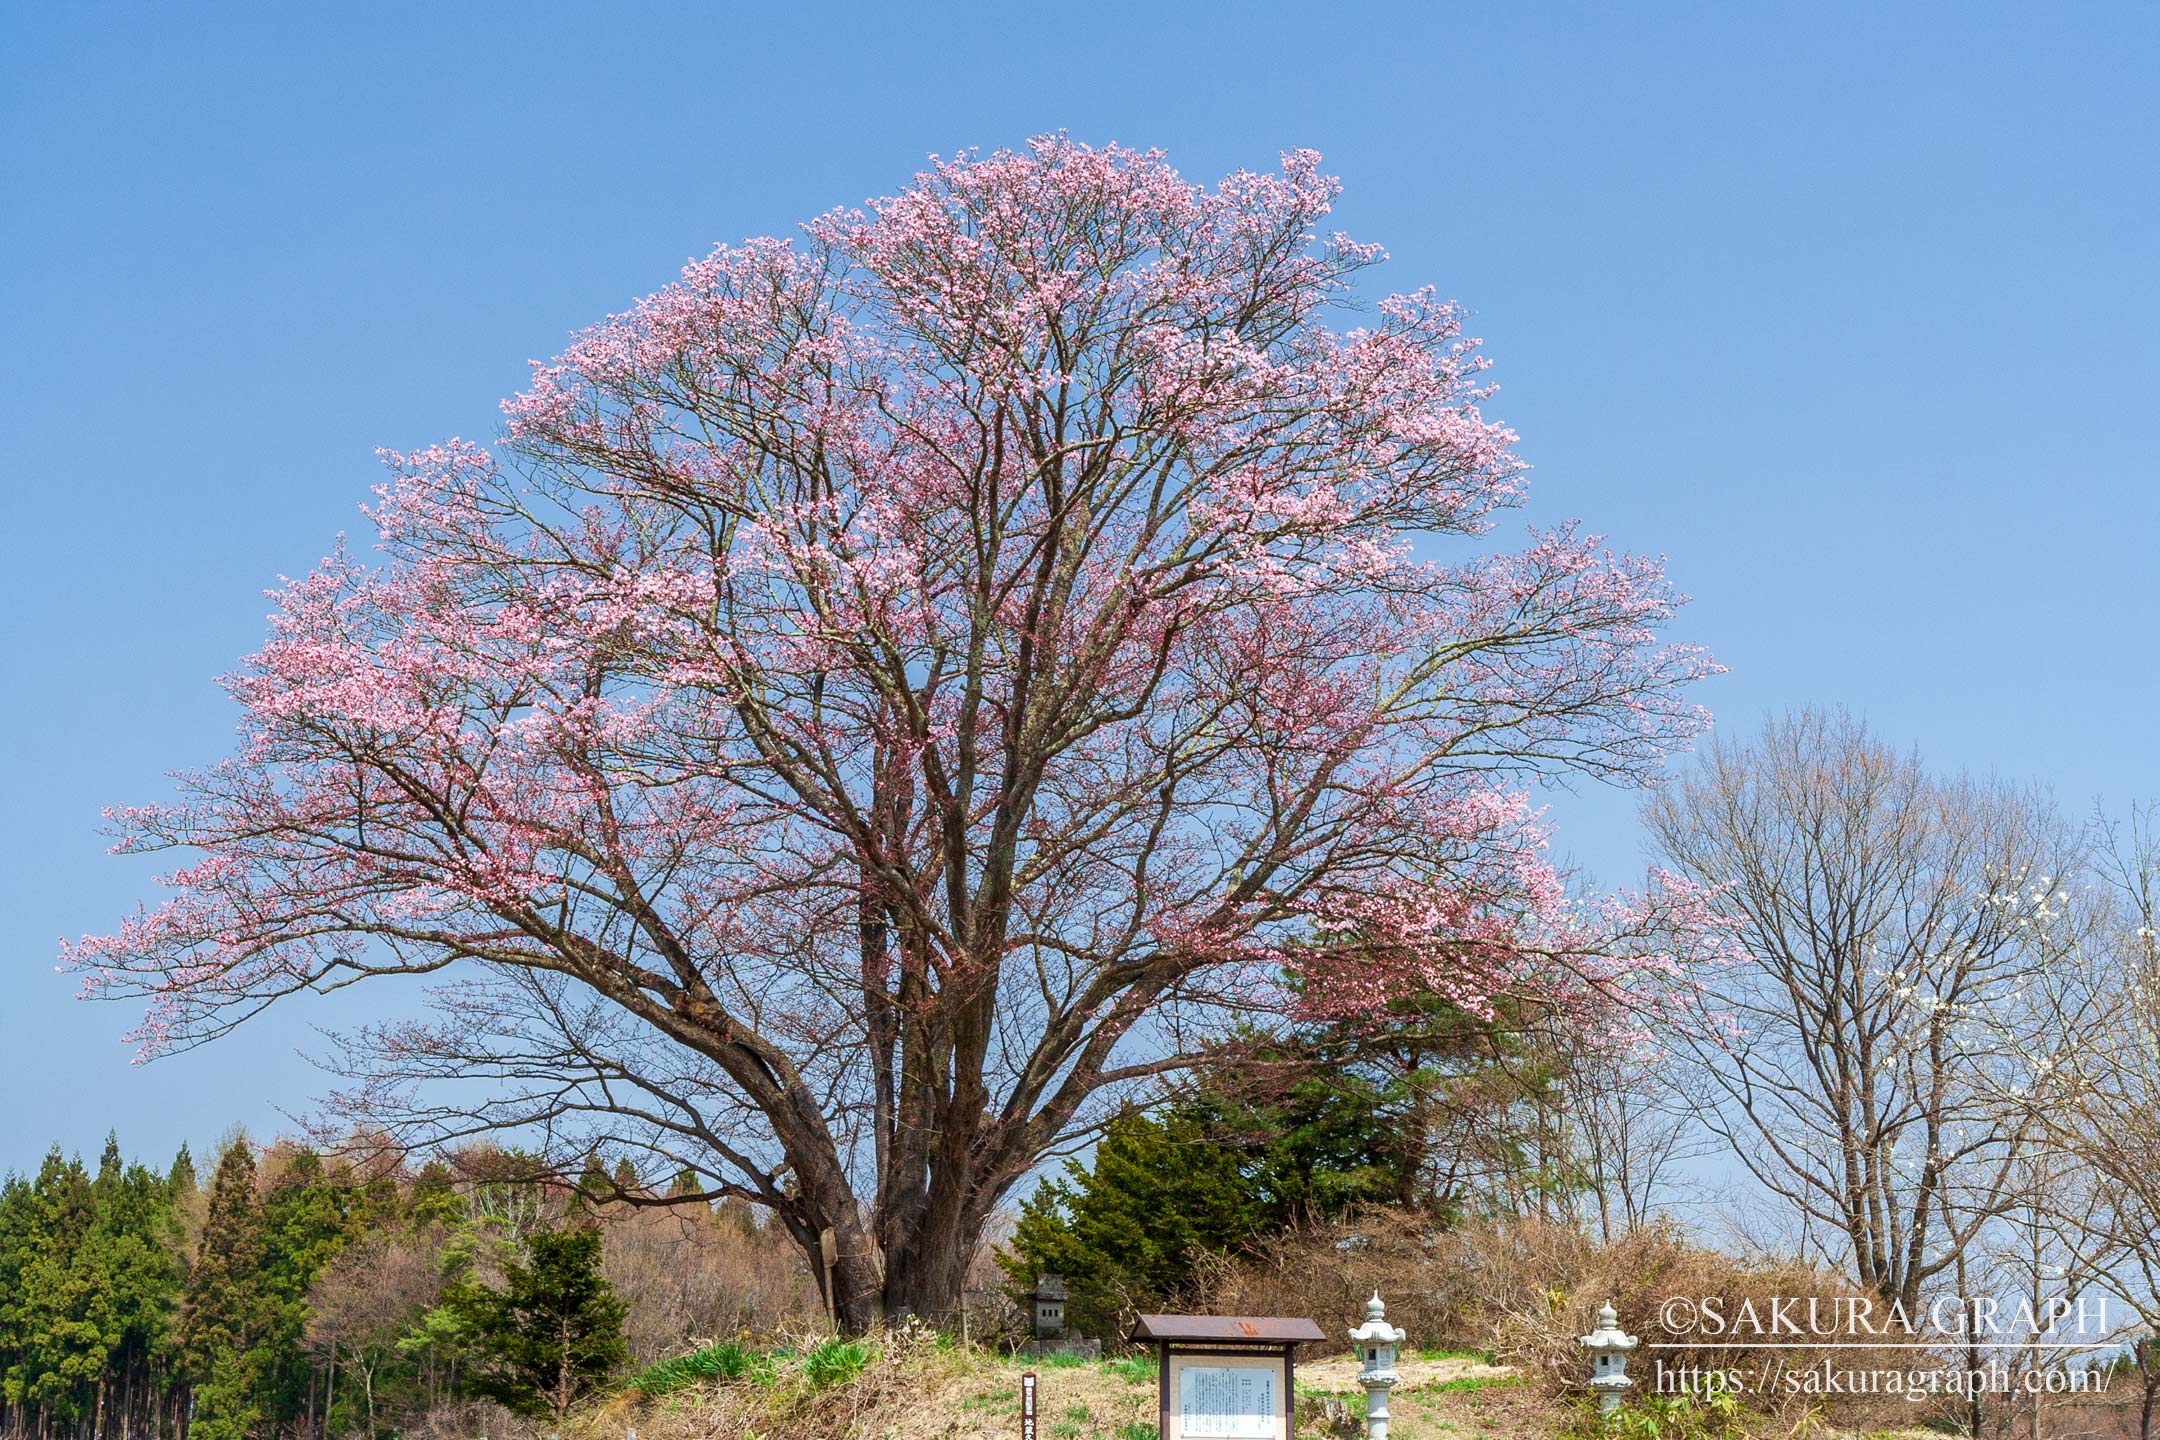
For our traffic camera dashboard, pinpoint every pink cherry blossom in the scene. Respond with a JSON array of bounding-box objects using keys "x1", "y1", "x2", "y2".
[{"x1": 69, "y1": 137, "x2": 1719, "y2": 1327}]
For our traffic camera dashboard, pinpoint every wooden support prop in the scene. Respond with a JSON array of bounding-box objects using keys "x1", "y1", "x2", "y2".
[{"x1": 818, "y1": 1228, "x2": 839, "y2": 1333}]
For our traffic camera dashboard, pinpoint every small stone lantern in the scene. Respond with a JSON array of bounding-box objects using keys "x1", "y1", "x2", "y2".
[
  {"x1": 1348, "y1": 1291, "x2": 1407, "y2": 1440},
  {"x1": 1031, "y1": 1274, "x2": 1068, "y2": 1343},
  {"x1": 1579, "y1": 1300, "x2": 1639, "y2": 1416}
]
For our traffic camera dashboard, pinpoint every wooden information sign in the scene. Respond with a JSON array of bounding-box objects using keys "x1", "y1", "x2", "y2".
[{"x1": 1132, "y1": 1314, "x2": 1325, "y2": 1440}]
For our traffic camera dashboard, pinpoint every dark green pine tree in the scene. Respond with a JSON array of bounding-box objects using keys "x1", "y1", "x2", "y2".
[
  {"x1": 9, "y1": 1148, "x2": 103, "y2": 1426},
  {"x1": 1004, "y1": 1108, "x2": 1262, "y2": 1338},
  {"x1": 167, "y1": 1143, "x2": 199, "y2": 1205},
  {"x1": 1000, "y1": 1024, "x2": 1433, "y2": 1338},
  {"x1": 250, "y1": 1150, "x2": 363, "y2": 1431},
  {"x1": 571, "y1": 1158, "x2": 613, "y2": 1212},
  {"x1": 453, "y1": 1225, "x2": 627, "y2": 1424},
  {"x1": 179, "y1": 1140, "x2": 268, "y2": 1440},
  {"x1": 0, "y1": 1170, "x2": 33, "y2": 1432},
  {"x1": 86, "y1": 1134, "x2": 184, "y2": 1439}
]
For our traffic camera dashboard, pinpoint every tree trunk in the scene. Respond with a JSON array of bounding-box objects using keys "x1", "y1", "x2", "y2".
[
  {"x1": 781, "y1": 1085, "x2": 998, "y2": 1330},
  {"x1": 2137, "y1": 1339, "x2": 2156, "y2": 1440},
  {"x1": 1955, "y1": 1252, "x2": 1983, "y2": 1440},
  {"x1": 880, "y1": 1191, "x2": 977, "y2": 1324}
]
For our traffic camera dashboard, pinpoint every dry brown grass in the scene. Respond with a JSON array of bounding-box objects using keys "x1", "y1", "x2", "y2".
[
  {"x1": 580, "y1": 1327, "x2": 1145, "y2": 1440},
  {"x1": 593, "y1": 1334, "x2": 1557, "y2": 1440},
  {"x1": 1196, "y1": 1212, "x2": 1920, "y2": 1428},
  {"x1": 602, "y1": 1204, "x2": 823, "y2": 1365},
  {"x1": 553, "y1": 1210, "x2": 1983, "y2": 1438}
]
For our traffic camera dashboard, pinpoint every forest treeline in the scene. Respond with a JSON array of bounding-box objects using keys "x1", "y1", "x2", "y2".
[
  {"x1": 0, "y1": 988, "x2": 1657, "y2": 1440},
  {"x1": 0, "y1": 1135, "x2": 817, "y2": 1440}
]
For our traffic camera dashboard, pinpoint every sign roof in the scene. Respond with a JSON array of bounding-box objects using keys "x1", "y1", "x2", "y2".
[{"x1": 1132, "y1": 1314, "x2": 1327, "y2": 1344}]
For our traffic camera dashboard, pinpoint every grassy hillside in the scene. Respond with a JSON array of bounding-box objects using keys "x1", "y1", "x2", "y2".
[{"x1": 582, "y1": 1329, "x2": 1555, "y2": 1440}]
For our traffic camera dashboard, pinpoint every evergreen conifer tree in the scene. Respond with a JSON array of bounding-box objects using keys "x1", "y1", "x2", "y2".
[
  {"x1": 87, "y1": 1137, "x2": 183, "y2": 1439},
  {"x1": 251, "y1": 1150, "x2": 360, "y2": 1429},
  {"x1": 452, "y1": 1225, "x2": 626, "y2": 1424},
  {"x1": 12, "y1": 1150, "x2": 100, "y2": 1424},
  {"x1": 0, "y1": 1173, "x2": 33, "y2": 1433},
  {"x1": 168, "y1": 1144, "x2": 198, "y2": 1204},
  {"x1": 180, "y1": 1140, "x2": 267, "y2": 1440}
]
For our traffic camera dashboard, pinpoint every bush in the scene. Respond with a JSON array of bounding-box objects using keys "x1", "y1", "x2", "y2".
[
  {"x1": 1607, "y1": 1391, "x2": 1744, "y2": 1440},
  {"x1": 1196, "y1": 1211, "x2": 1912, "y2": 1426},
  {"x1": 1193, "y1": 1206, "x2": 1526, "y2": 1351},
  {"x1": 600, "y1": 1203, "x2": 820, "y2": 1364}
]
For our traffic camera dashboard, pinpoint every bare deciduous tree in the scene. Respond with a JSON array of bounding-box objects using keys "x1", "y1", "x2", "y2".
[
  {"x1": 1644, "y1": 708, "x2": 2077, "y2": 1309},
  {"x1": 2029, "y1": 808, "x2": 2160, "y2": 1440},
  {"x1": 306, "y1": 1236, "x2": 443, "y2": 1439},
  {"x1": 1561, "y1": 1034, "x2": 1716, "y2": 1241}
]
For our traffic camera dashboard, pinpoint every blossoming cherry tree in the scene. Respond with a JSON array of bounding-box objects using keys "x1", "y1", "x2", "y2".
[{"x1": 74, "y1": 138, "x2": 1717, "y2": 1328}]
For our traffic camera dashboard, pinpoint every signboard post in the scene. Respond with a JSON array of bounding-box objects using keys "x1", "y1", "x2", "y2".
[
  {"x1": 1020, "y1": 1371, "x2": 1037, "y2": 1440},
  {"x1": 1132, "y1": 1314, "x2": 1326, "y2": 1440}
]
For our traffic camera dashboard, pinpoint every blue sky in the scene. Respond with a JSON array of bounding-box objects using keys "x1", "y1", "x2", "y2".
[{"x1": 3, "y1": 2, "x2": 2154, "y2": 1174}]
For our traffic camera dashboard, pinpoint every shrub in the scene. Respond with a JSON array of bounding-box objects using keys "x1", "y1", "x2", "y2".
[
  {"x1": 1192, "y1": 1206, "x2": 1520, "y2": 1351},
  {"x1": 1196, "y1": 1211, "x2": 1913, "y2": 1426},
  {"x1": 600, "y1": 1203, "x2": 820, "y2": 1364},
  {"x1": 1607, "y1": 1393, "x2": 1743, "y2": 1440}
]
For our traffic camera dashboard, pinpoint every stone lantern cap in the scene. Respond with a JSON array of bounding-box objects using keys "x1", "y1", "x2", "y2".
[
  {"x1": 1348, "y1": 1291, "x2": 1407, "y2": 1347},
  {"x1": 1579, "y1": 1301, "x2": 1638, "y2": 1352},
  {"x1": 1034, "y1": 1274, "x2": 1068, "y2": 1301}
]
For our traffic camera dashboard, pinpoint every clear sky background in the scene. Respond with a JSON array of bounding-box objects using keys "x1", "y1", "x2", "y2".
[{"x1": 3, "y1": 2, "x2": 2154, "y2": 1177}]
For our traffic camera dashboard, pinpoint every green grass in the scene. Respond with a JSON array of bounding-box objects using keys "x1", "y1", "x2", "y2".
[
  {"x1": 1426, "y1": 1375, "x2": 1520, "y2": 1394},
  {"x1": 1604, "y1": 1392, "x2": 1744, "y2": 1440},
  {"x1": 802, "y1": 1336, "x2": 875, "y2": 1389},
  {"x1": 627, "y1": 1340, "x2": 768, "y2": 1396},
  {"x1": 1102, "y1": 1354, "x2": 1155, "y2": 1385},
  {"x1": 1111, "y1": 1424, "x2": 1156, "y2": 1440}
]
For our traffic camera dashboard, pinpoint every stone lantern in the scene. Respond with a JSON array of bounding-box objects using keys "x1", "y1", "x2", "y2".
[
  {"x1": 1032, "y1": 1274, "x2": 1068, "y2": 1343},
  {"x1": 1579, "y1": 1300, "x2": 1639, "y2": 1416},
  {"x1": 1348, "y1": 1291, "x2": 1407, "y2": 1440}
]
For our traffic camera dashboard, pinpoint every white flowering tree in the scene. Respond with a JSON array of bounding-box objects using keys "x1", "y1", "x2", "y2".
[{"x1": 1644, "y1": 707, "x2": 2079, "y2": 1310}]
